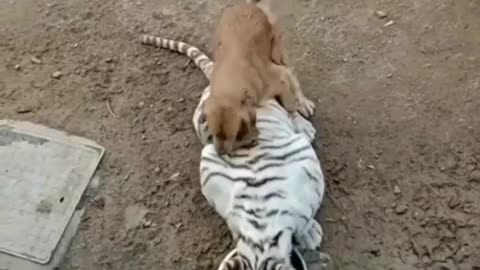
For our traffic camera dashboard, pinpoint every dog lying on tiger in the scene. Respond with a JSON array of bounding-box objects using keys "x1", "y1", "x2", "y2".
[
  {"x1": 205, "y1": 1, "x2": 315, "y2": 155},
  {"x1": 140, "y1": 35, "x2": 328, "y2": 270}
]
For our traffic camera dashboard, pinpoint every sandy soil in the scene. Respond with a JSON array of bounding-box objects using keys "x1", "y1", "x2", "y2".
[{"x1": 1, "y1": 0, "x2": 480, "y2": 269}]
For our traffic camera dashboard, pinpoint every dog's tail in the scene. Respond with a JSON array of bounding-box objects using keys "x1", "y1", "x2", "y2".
[{"x1": 140, "y1": 35, "x2": 213, "y2": 80}]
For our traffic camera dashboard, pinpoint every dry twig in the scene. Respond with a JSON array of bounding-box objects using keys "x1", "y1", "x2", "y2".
[{"x1": 106, "y1": 99, "x2": 118, "y2": 118}]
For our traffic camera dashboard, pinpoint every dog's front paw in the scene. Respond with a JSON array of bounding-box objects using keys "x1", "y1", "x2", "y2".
[{"x1": 297, "y1": 94, "x2": 315, "y2": 118}]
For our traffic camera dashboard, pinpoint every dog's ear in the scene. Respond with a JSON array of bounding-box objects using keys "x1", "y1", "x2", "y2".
[
  {"x1": 236, "y1": 118, "x2": 249, "y2": 141},
  {"x1": 219, "y1": 254, "x2": 245, "y2": 270},
  {"x1": 236, "y1": 106, "x2": 257, "y2": 141},
  {"x1": 247, "y1": 106, "x2": 256, "y2": 127}
]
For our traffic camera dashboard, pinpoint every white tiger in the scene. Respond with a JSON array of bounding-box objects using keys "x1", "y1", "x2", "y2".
[{"x1": 140, "y1": 35, "x2": 326, "y2": 270}]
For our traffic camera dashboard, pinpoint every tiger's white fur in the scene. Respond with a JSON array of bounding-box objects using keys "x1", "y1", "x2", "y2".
[{"x1": 140, "y1": 35, "x2": 325, "y2": 270}]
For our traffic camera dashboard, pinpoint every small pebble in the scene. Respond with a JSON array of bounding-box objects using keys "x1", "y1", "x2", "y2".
[
  {"x1": 30, "y1": 56, "x2": 42, "y2": 64},
  {"x1": 169, "y1": 172, "x2": 181, "y2": 181},
  {"x1": 52, "y1": 71, "x2": 62, "y2": 79},
  {"x1": 387, "y1": 73, "x2": 393, "y2": 78},
  {"x1": 14, "y1": 64, "x2": 21, "y2": 70},
  {"x1": 453, "y1": 246, "x2": 469, "y2": 263},
  {"x1": 375, "y1": 10, "x2": 387, "y2": 18},
  {"x1": 395, "y1": 204, "x2": 409, "y2": 215},
  {"x1": 469, "y1": 170, "x2": 480, "y2": 181},
  {"x1": 448, "y1": 196, "x2": 461, "y2": 209},
  {"x1": 146, "y1": 230, "x2": 157, "y2": 240},
  {"x1": 91, "y1": 197, "x2": 105, "y2": 209},
  {"x1": 177, "y1": 97, "x2": 185, "y2": 103},
  {"x1": 16, "y1": 106, "x2": 33, "y2": 114},
  {"x1": 154, "y1": 167, "x2": 161, "y2": 174},
  {"x1": 143, "y1": 219, "x2": 152, "y2": 228},
  {"x1": 462, "y1": 201, "x2": 474, "y2": 213},
  {"x1": 105, "y1": 58, "x2": 113, "y2": 63},
  {"x1": 384, "y1": 20, "x2": 395, "y2": 27},
  {"x1": 138, "y1": 101, "x2": 145, "y2": 108},
  {"x1": 393, "y1": 185, "x2": 401, "y2": 194},
  {"x1": 422, "y1": 255, "x2": 431, "y2": 264},
  {"x1": 411, "y1": 210, "x2": 424, "y2": 221}
]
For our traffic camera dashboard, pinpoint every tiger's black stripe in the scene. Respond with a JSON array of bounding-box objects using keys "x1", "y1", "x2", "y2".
[
  {"x1": 255, "y1": 162, "x2": 285, "y2": 172},
  {"x1": 259, "y1": 136, "x2": 302, "y2": 150},
  {"x1": 233, "y1": 204, "x2": 263, "y2": 219},
  {"x1": 201, "y1": 156, "x2": 227, "y2": 168},
  {"x1": 264, "y1": 145, "x2": 312, "y2": 161},
  {"x1": 302, "y1": 166, "x2": 319, "y2": 182},
  {"x1": 247, "y1": 176, "x2": 286, "y2": 188},
  {"x1": 262, "y1": 191, "x2": 286, "y2": 200},
  {"x1": 247, "y1": 218, "x2": 267, "y2": 231}
]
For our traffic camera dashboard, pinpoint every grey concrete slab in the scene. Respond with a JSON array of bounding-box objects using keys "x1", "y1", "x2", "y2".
[{"x1": 0, "y1": 120, "x2": 104, "y2": 266}]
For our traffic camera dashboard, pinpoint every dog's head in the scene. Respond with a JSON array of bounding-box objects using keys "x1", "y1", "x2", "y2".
[{"x1": 203, "y1": 97, "x2": 258, "y2": 155}]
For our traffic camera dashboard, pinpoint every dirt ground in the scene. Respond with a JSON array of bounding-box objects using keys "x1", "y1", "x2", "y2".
[{"x1": 1, "y1": 0, "x2": 480, "y2": 269}]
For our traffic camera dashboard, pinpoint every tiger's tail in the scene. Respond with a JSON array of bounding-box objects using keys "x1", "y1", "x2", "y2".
[{"x1": 140, "y1": 35, "x2": 213, "y2": 80}]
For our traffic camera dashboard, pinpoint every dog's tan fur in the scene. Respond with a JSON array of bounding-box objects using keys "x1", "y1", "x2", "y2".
[{"x1": 204, "y1": 2, "x2": 297, "y2": 154}]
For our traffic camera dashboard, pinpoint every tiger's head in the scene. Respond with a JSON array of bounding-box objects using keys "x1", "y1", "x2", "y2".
[{"x1": 218, "y1": 230, "x2": 297, "y2": 270}]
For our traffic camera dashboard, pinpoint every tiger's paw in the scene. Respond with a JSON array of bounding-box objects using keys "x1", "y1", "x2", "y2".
[
  {"x1": 295, "y1": 220, "x2": 323, "y2": 251},
  {"x1": 292, "y1": 113, "x2": 316, "y2": 142},
  {"x1": 296, "y1": 94, "x2": 315, "y2": 118}
]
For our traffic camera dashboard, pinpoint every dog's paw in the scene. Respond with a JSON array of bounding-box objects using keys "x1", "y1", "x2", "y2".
[{"x1": 297, "y1": 94, "x2": 315, "y2": 118}]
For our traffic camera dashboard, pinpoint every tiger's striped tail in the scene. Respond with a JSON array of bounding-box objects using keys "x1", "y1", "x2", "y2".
[{"x1": 140, "y1": 35, "x2": 213, "y2": 80}]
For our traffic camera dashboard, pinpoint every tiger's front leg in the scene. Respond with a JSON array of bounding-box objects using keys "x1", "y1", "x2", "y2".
[{"x1": 294, "y1": 219, "x2": 323, "y2": 251}]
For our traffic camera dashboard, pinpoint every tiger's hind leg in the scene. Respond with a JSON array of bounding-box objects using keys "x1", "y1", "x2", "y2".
[
  {"x1": 303, "y1": 251, "x2": 334, "y2": 270},
  {"x1": 295, "y1": 220, "x2": 333, "y2": 269},
  {"x1": 294, "y1": 219, "x2": 323, "y2": 251}
]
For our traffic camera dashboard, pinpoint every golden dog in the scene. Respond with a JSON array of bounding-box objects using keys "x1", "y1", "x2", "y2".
[{"x1": 204, "y1": 2, "x2": 297, "y2": 155}]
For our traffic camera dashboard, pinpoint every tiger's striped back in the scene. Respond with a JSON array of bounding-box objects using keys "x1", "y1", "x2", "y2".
[{"x1": 140, "y1": 35, "x2": 213, "y2": 80}]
